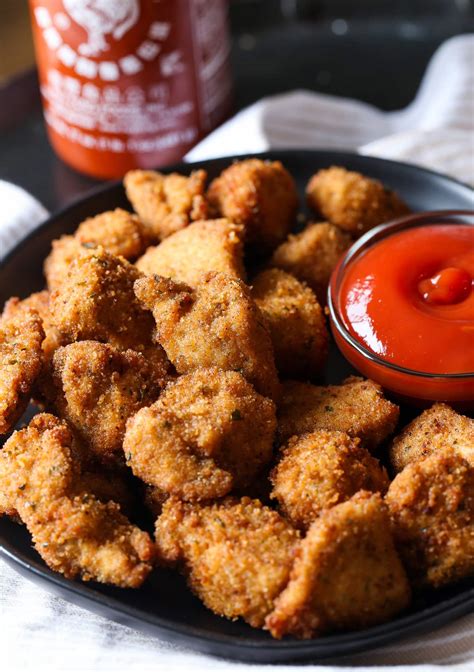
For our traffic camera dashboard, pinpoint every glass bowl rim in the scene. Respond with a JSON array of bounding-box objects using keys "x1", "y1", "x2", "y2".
[{"x1": 327, "y1": 209, "x2": 474, "y2": 380}]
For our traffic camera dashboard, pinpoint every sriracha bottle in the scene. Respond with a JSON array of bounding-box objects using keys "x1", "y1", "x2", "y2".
[{"x1": 29, "y1": 0, "x2": 233, "y2": 179}]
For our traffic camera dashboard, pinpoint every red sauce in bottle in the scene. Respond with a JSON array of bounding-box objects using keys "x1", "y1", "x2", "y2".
[
  {"x1": 339, "y1": 225, "x2": 474, "y2": 375},
  {"x1": 29, "y1": 0, "x2": 232, "y2": 179}
]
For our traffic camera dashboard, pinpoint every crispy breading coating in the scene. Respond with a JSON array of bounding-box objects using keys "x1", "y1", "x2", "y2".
[
  {"x1": 277, "y1": 377, "x2": 399, "y2": 449},
  {"x1": 2, "y1": 290, "x2": 63, "y2": 363},
  {"x1": 44, "y1": 235, "x2": 82, "y2": 292},
  {"x1": 306, "y1": 166, "x2": 409, "y2": 236},
  {"x1": 75, "y1": 208, "x2": 149, "y2": 260},
  {"x1": 207, "y1": 159, "x2": 298, "y2": 249},
  {"x1": 251, "y1": 269, "x2": 328, "y2": 378},
  {"x1": 271, "y1": 222, "x2": 351, "y2": 305},
  {"x1": 136, "y1": 218, "x2": 245, "y2": 286},
  {"x1": 77, "y1": 467, "x2": 137, "y2": 517},
  {"x1": 271, "y1": 431, "x2": 389, "y2": 529},
  {"x1": 386, "y1": 449, "x2": 474, "y2": 588},
  {"x1": 134, "y1": 272, "x2": 280, "y2": 401},
  {"x1": 44, "y1": 210, "x2": 149, "y2": 292},
  {"x1": 0, "y1": 309, "x2": 44, "y2": 434},
  {"x1": 155, "y1": 497, "x2": 300, "y2": 627},
  {"x1": 390, "y1": 403, "x2": 474, "y2": 473},
  {"x1": 0, "y1": 414, "x2": 154, "y2": 587},
  {"x1": 266, "y1": 492, "x2": 411, "y2": 639},
  {"x1": 46, "y1": 341, "x2": 167, "y2": 464},
  {"x1": 0, "y1": 413, "x2": 76, "y2": 515},
  {"x1": 124, "y1": 169, "x2": 208, "y2": 241},
  {"x1": 124, "y1": 368, "x2": 276, "y2": 501},
  {"x1": 49, "y1": 247, "x2": 156, "y2": 352}
]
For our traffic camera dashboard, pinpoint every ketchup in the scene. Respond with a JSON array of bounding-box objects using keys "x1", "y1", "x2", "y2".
[
  {"x1": 339, "y1": 225, "x2": 474, "y2": 375},
  {"x1": 29, "y1": 0, "x2": 232, "y2": 179}
]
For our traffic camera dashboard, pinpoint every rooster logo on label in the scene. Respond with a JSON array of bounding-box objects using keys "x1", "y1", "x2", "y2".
[{"x1": 62, "y1": 0, "x2": 140, "y2": 56}]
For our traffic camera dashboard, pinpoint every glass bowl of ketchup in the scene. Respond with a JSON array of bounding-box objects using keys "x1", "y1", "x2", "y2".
[{"x1": 328, "y1": 210, "x2": 474, "y2": 409}]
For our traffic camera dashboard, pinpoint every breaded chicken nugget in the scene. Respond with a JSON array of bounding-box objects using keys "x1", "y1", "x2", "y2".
[
  {"x1": 0, "y1": 309, "x2": 44, "y2": 434},
  {"x1": 271, "y1": 222, "x2": 351, "y2": 305},
  {"x1": 46, "y1": 341, "x2": 167, "y2": 464},
  {"x1": 49, "y1": 247, "x2": 155, "y2": 352},
  {"x1": 2, "y1": 290, "x2": 63, "y2": 363},
  {"x1": 386, "y1": 449, "x2": 474, "y2": 588},
  {"x1": 0, "y1": 413, "x2": 75, "y2": 515},
  {"x1": 44, "y1": 210, "x2": 148, "y2": 292},
  {"x1": 124, "y1": 368, "x2": 276, "y2": 500},
  {"x1": 390, "y1": 403, "x2": 474, "y2": 473},
  {"x1": 271, "y1": 431, "x2": 389, "y2": 529},
  {"x1": 0, "y1": 414, "x2": 154, "y2": 587},
  {"x1": 155, "y1": 496, "x2": 300, "y2": 627},
  {"x1": 277, "y1": 377, "x2": 399, "y2": 449},
  {"x1": 75, "y1": 208, "x2": 149, "y2": 260},
  {"x1": 136, "y1": 218, "x2": 245, "y2": 286},
  {"x1": 134, "y1": 272, "x2": 280, "y2": 401},
  {"x1": 306, "y1": 166, "x2": 409, "y2": 236},
  {"x1": 266, "y1": 492, "x2": 411, "y2": 639},
  {"x1": 207, "y1": 159, "x2": 298, "y2": 249},
  {"x1": 124, "y1": 169, "x2": 208, "y2": 241},
  {"x1": 251, "y1": 269, "x2": 328, "y2": 378},
  {"x1": 30, "y1": 494, "x2": 154, "y2": 586}
]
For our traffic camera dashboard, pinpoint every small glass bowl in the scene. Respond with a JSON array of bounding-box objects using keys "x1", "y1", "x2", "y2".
[{"x1": 327, "y1": 210, "x2": 474, "y2": 409}]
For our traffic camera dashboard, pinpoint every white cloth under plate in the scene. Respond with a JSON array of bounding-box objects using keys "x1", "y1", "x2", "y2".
[{"x1": 1, "y1": 33, "x2": 473, "y2": 672}]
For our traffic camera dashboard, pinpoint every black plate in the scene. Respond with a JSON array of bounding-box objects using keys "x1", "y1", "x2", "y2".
[{"x1": 1, "y1": 150, "x2": 473, "y2": 663}]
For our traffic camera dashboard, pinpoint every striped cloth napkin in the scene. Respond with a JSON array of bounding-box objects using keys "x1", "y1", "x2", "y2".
[{"x1": 1, "y1": 32, "x2": 473, "y2": 672}]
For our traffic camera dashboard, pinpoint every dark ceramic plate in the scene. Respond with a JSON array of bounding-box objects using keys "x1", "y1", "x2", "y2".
[{"x1": 0, "y1": 150, "x2": 473, "y2": 663}]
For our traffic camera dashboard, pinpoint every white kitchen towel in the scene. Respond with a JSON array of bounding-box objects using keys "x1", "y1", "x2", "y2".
[{"x1": 1, "y1": 32, "x2": 473, "y2": 672}]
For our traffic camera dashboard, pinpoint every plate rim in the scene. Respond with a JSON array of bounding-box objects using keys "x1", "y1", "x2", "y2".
[
  {"x1": 1, "y1": 535, "x2": 473, "y2": 660},
  {"x1": 1, "y1": 148, "x2": 473, "y2": 662}
]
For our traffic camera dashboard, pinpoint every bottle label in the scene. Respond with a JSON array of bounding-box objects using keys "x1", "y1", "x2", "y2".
[{"x1": 30, "y1": 0, "x2": 231, "y2": 175}]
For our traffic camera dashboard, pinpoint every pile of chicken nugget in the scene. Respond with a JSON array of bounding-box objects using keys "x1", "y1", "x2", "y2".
[{"x1": 0, "y1": 159, "x2": 472, "y2": 640}]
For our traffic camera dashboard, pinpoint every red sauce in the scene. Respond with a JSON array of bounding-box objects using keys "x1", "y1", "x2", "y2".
[{"x1": 339, "y1": 225, "x2": 474, "y2": 374}]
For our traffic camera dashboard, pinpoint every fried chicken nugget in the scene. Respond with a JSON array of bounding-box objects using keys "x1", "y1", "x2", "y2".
[
  {"x1": 207, "y1": 159, "x2": 298, "y2": 249},
  {"x1": 306, "y1": 166, "x2": 409, "y2": 236},
  {"x1": 124, "y1": 368, "x2": 276, "y2": 500},
  {"x1": 271, "y1": 222, "x2": 351, "y2": 305},
  {"x1": 386, "y1": 449, "x2": 474, "y2": 588},
  {"x1": 2, "y1": 290, "x2": 63, "y2": 363},
  {"x1": 155, "y1": 497, "x2": 300, "y2": 627},
  {"x1": 44, "y1": 209, "x2": 149, "y2": 291},
  {"x1": 0, "y1": 309, "x2": 44, "y2": 434},
  {"x1": 251, "y1": 269, "x2": 328, "y2": 378},
  {"x1": 49, "y1": 247, "x2": 153, "y2": 350},
  {"x1": 75, "y1": 208, "x2": 149, "y2": 259},
  {"x1": 277, "y1": 377, "x2": 399, "y2": 449},
  {"x1": 0, "y1": 414, "x2": 154, "y2": 587},
  {"x1": 266, "y1": 492, "x2": 411, "y2": 639},
  {"x1": 271, "y1": 431, "x2": 389, "y2": 530},
  {"x1": 390, "y1": 403, "x2": 474, "y2": 473},
  {"x1": 46, "y1": 341, "x2": 167, "y2": 464},
  {"x1": 136, "y1": 218, "x2": 245, "y2": 286},
  {"x1": 124, "y1": 169, "x2": 208, "y2": 241},
  {"x1": 134, "y1": 272, "x2": 280, "y2": 401}
]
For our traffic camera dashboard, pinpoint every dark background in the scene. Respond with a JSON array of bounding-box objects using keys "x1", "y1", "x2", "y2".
[{"x1": 0, "y1": 0, "x2": 473, "y2": 211}]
